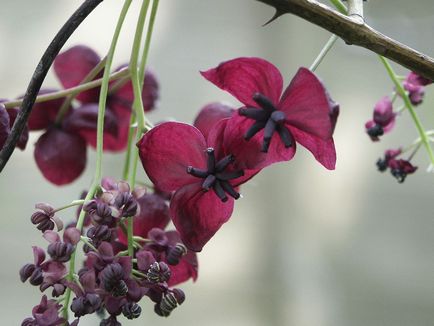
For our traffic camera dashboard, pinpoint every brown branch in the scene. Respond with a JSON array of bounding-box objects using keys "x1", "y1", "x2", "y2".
[
  {"x1": 257, "y1": 0, "x2": 434, "y2": 80},
  {"x1": 0, "y1": 0, "x2": 104, "y2": 173}
]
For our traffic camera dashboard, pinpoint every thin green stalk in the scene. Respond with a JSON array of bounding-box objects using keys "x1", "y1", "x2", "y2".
[
  {"x1": 126, "y1": 0, "x2": 151, "y2": 258},
  {"x1": 310, "y1": 34, "x2": 339, "y2": 72},
  {"x1": 3, "y1": 68, "x2": 128, "y2": 109},
  {"x1": 53, "y1": 200, "x2": 85, "y2": 213},
  {"x1": 61, "y1": 0, "x2": 133, "y2": 322},
  {"x1": 55, "y1": 56, "x2": 108, "y2": 124},
  {"x1": 379, "y1": 57, "x2": 434, "y2": 165},
  {"x1": 329, "y1": 0, "x2": 347, "y2": 14},
  {"x1": 138, "y1": 0, "x2": 159, "y2": 85},
  {"x1": 122, "y1": 113, "x2": 137, "y2": 180}
]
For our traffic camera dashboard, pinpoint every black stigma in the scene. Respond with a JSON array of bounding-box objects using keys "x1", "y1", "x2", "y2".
[
  {"x1": 187, "y1": 148, "x2": 244, "y2": 202},
  {"x1": 239, "y1": 92, "x2": 293, "y2": 152}
]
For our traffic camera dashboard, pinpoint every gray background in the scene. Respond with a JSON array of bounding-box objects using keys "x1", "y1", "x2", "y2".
[{"x1": 0, "y1": 0, "x2": 433, "y2": 325}]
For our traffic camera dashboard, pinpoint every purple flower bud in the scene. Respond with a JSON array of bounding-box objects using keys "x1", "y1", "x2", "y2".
[
  {"x1": 146, "y1": 262, "x2": 171, "y2": 283},
  {"x1": 71, "y1": 293, "x2": 101, "y2": 317},
  {"x1": 373, "y1": 96, "x2": 395, "y2": 127},
  {"x1": 31, "y1": 203, "x2": 63, "y2": 232},
  {"x1": 403, "y1": 72, "x2": 432, "y2": 106},
  {"x1": 156, "y1": 292, "x2": 179, "y2": 317},
  {"x1": 171, "y1": 288, "x2": 186, "y2": 305},
  {"x1": 101, "y1": 263, "x2": 128, "y2": 296},
  {"x1": 47, "y1": 242, "x2": 74, "y2": 263},
  {"x1": 114, "y1": 191, "x2": 138, "y2": 217},
  {"x1": 122, "y1": 302, "x2": 142, "y2": 320},
  {"x1": 166, "y1": 243, "x2": 187, "y2": 266}
]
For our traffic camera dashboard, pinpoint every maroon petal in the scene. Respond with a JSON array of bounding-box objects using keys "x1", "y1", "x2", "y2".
[
  {"x1": 136, "y1": 250, "x2": 156, "y2": 271},
  {"x1": 109, "y1": 65, "x2": 159, "y2": 112},
  {"x1": 193, "y1": 102, "x2": 235, "y2": 140},
  {"x1": 6, "y1": 108, "x2": 29, "y2": 150},
  {"x1": 170, "y1": 183, "x2": 235, "y2": 252},
  {"x1": 54, "y1": 45, "x2": 101, "y2": 103},
  {"x1": 221, "y1": 114, "x2": 296, "y2": 170},
  {"x1": 289, "y1": 127, "x2": 336, "y2": 170},
  {"x1": 201, "y1": 57, "x2": 283, "y2": 107},
  {"x1": 34, "y1": 128, "x2": 87, "y2": 185},
  {"x1": 62, "y1": 103, "x2": 119, "y2": 150},
  {"x1": 279, "y1": 68, "x2": 333, "y2": 140},
  {"x1": 25, "y1": 88, "x2": 65, "y2": 130},
  {"x1": 32, "y1": 246, "x2": 46, "y2": 266},
  {"x1": 117, "y1": 193, "x2": 170, "y2": 245},
  {"x1": 0, "y1": 103, "x2": 10, "y2": 149},
  {"x1": 137, "y1": 122, "x2": 207, "y2": 192}
]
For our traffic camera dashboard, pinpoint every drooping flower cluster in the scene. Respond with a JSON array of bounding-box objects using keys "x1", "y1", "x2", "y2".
[
  {"x1": 138, "y1": 57, "x2": 339, "y2": 252},
  {"x1": 364, "y1": 71, "x2": 432, "y2": 182},
  {"x1": 21, "y1": 179, "x2": 197, "y2": 325},
  {"x1": 1, "y1": 45, "x2": 159, "y2": 185}
]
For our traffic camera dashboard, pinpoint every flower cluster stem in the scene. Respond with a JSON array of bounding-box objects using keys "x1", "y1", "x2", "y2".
[
  {"x1": 379, "y1": 57, "x2": 434, "y2": 166},
  {"x1": 309, "y1": 34, "x2": 339, "y2": 72},
  {"x1": 3, "y1": 68, "x2": 129, "y2": 109},
  {"x1": 61, "y1": 0, "x2": 133, "y2": 322}
]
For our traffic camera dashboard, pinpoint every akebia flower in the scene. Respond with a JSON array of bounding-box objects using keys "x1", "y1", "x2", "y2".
[
  {"x1": 402, "y1": 71, "x2": 432, "y2": 106},
  {"x1": 137, "y1": 121, "x2": 259, "y2": 251},
  {"x1": 365, "y1": 96, "x2": 395, "y2": 141},
  {"x1": 54, "y1": 45, "x2": 159, "y2": 152},
  {"x1": 193, "y1": 102, "x2": 235, "y2": 139},
  {"x1": 201, "y1": 57, "x2": 338, "y2": 170}
]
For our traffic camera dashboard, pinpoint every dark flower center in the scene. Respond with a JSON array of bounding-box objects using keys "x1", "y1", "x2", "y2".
[
  {"x1": 239, "y1": 93, "x2": 293, "y2": 152},
  {"x1": 187, "y1": 148, "x2": 244, "y2": 202}
]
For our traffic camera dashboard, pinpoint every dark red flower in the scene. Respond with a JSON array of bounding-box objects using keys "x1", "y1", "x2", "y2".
[
  {"x1": 193, "y1": 102, "x2": 235, "y2": 139},
  {"x1": 403, "y1": 72, "x2": 432, "y2": 106},
  {"x1": 34, "y1": 127, "x2": 87, "y2": 185},
  {"x1": 53, "y1": 45, "x2": 159, "y2": 152},
  {"x1": 365, "y1": 96, "x2": 395, "y2": 141},
  {"x1": 137, "y1": 121, "x2": 258, "y2": 251},
  {"x1": 201, "y1": 57, "x2": 338, "y2": 170},
  {"x1": 388, "y1": 159, "x2": 417, "y2": 183}
]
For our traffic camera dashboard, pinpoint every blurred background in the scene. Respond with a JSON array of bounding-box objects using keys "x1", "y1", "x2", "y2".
[{"x1": 1, "y1": 0, "x2": 434, "y2": 325}]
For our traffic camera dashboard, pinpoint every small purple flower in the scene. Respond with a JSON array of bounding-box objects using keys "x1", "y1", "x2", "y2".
[
  {"x1": 21, "y1": 295, "x2": 65, "y2": 326},
  {"x1": 388, "y1": 159, "x2": 417, "y2": 183},
  {"x1": 403, "y1": 72, "x2": 432, "y2": 105},
  {"x1": 365, "y1": 96, "x2": 395, "y2": 141},
  {"x1": 31, "y1": 203, "x2": 63, "y2": 232}
]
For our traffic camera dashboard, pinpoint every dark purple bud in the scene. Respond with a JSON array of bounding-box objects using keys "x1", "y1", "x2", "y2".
[
  {"x1": 122, "y1": 302, "x2": 142, "y2": 320},
  {"x1": 171, "y1": 288, "x2": 186, "y2": 305},
  {"x1": 29, "y1": 268, "x2": 44, "y2": 286},
  {"x1": 87, "y1": 225, "x2": 111, "y2": 242},
  {"x1": 71, "y1": 293, "x2": 101, "y2": 317},
  {"x1": 91, "y1": 202, "x2": 115, "y2": 226},
  {"x1": 403, "y1": 72, "x2": 432, "y2": 106},
  {"x1": 47, "y1": 242, "x2": 74, "y2": 263},
  {"x1": 166, "y1": 243, "x2": 187, "y2": 266},
  {"x1": 31, "y1": 203, "x2": 63, "y2": 232},
  {"x1": 147, "y1": 262, "x2": 171, "y2": 283},
  {"x1": 101, "y1": 263, "x2": 128, "y2": 297},
  {"x1": 156, "y1": 292, "x2": 179, "y2": 317},
  {"x1": 20, "y1": 264, "x2": 36, "y2": 282},
  {"x1": 52, "y1": 283, "x2": 66, "y2": 297},
  {"x1": 114, "y1": 192, "x2": 138, "y2": 217}
]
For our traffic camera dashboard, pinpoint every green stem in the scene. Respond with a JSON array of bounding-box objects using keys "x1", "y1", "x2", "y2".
[
  {"x1": 138, "y1": 0, "x2": 159, "y2": 85},
  {"x1": 55, "y1": 56, "x2": 108, "y2": 124},
  {"x1": 53, "y1": 200, "x2": 85, "y2": 213},
  {"x1": 329, "y1": 0, "x2": 347, "y2": 14},
  {"x1": 309, "y1": 34, "x2": 339, "y2": 72},
  {"x1": 122, "y1": 113, "x2": 137, "y2": 181},
  {"x1": 3, "y1": 68, "x2": 129, "y2": 109},
  {"x1": 126, "y1": 0, "x2": 151, "y2": 258},
  {"x1": 379, "y1": 56, "x2": 434, "y2": 166},
  {"x1": 61, "y1": 0, "x2": 132, "y2": 322},
  {"x1": 80, "y1": 236, "x2": 98, "y2": 252}
]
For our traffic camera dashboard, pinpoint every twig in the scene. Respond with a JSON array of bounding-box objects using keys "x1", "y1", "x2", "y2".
[
  {"x1": 0, "y1": 0, "x2": 104, "y2": 173},
  {"x1": 256, "y1": 0, "x2": 434, "y2": 80}
]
